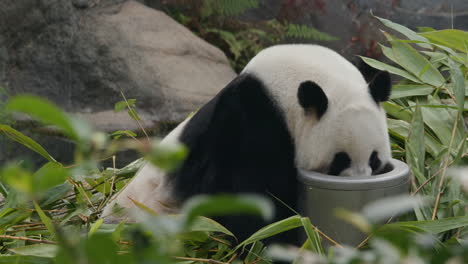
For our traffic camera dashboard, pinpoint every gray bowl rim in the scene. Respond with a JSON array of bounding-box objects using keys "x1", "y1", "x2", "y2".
[{"x1": 298, "y1": 159, "x2": 410, "y2": 191}]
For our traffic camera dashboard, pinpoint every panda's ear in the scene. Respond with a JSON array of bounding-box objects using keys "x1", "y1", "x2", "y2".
[
  {"x1": 367, "y1": 70, "x2": 391, "y2": 103},
  {"x1": 357, "y1": 58, "x2": 392, "y2": 103},
  {"x1": 297, "y1": 81, "x2": 328, "y2": 119}
]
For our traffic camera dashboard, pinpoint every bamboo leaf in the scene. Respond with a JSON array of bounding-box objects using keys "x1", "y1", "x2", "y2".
[
  {"x1": 0, "y1": 256, "x2": 52, "y2": 264},
  {"x1": 114, "y1": 101, "x2": 128, "y2": 112},
  {"x1": 390, "y1": 40, "x2": 445, "y2": 87},
  {"x1": 127, "y1": 108, "x2": 141, "y2": 121},
  {"x1": 9, "y1": 244, "x2": 58, "y2": 258},
  {"x1": 374, "y1": 16, "x2": 431, "y2": 48},
  {"x1": 88, "y1": 218, "x2": 104, "y2": 237},
  {"x1": 32, "y1": 162, "x2": 68, "y2": 194},
  {"x1": 6, "y1": 96, "x2": 77, "y2": 140},
  {"x1": 181, "y1": 195, "x2": 273, "y2": 229},
  {"x1": 390, "y1": 84, "x2": 434, "y2": 99},
  {"x1": 33, "y1": 201, "x2": 56, "y2": 237},
  {"x1": 360, "y1": 57, "x2": 421, "y2": 83},
  {"x1": 421, "y1": 97, "x2": 461, "y2": 147},
  {"x1": 190, "y1": 216, "x2": 234, "y2": 237},
  {"x1": 380, "y1": 215, "x2": 468, "y2": 234},
  {"x1": 362, "y1": 195, "x2": 427, "y2": 223},
  {"x1": 230, "y1": 215, "x2": 302, "y2": 255},
  {"x1": 383, "y1": 102, "x2": 413, "y2": 122},
  {"x1": 447, "y1": 59, "x2": 465, "y2": 113},
  {"x1": 0, "y1": 125, "x2": 57, "y2": 163},
  {"x1": 387, "y1": 119, "x2": 442, "y2": 156},
  {"x1": 420, "y1": 29, "x2": 468, "y2": 53},
  {"x1": 406, "y1": 102, "x2": 425, "y2": 173},
  {"x1": 300, "y1": 217, "x2": 323, "y2": 255}
]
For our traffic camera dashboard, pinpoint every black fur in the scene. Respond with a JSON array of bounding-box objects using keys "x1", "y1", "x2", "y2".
[
  {"x1": 369, "y1": 151, "x2": 381, "y2": 174},
  {"x1": 328, "y1": 152, "x2": 351, "y2": 176},
  {"x1": 170, "y1": 74, "x2": 299, "y2": 243},
  {"x1": 297, "y1": 81, "x2": 328, "y2": 119},
  {"x1": 357, "y1": 59, "x2": 392, "y2": 103}
]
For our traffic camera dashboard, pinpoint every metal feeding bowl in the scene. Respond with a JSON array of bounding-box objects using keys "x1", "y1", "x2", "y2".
[{"x1": 298, "y1": 159, "x2": 410, "y2": 247}]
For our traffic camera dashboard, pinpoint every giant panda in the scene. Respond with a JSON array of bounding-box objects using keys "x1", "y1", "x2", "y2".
[{"x1": 102, "y1": 44, "x2": 393, "y2": 243}]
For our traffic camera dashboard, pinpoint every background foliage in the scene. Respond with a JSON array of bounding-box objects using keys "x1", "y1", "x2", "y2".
[
  {"x1": 159, "y1": 0, "x2": 337, "y2": 72},
  {"x1": 0, "y1": 11, "x2": 468, "y2": 264}
]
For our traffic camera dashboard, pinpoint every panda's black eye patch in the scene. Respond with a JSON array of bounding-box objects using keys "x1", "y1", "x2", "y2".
[
  {"x1": 381, "y1": 162, "x2": 394, "y2": 174},
  {"x1": 369, "y1": 151, "x2": 381, "y2": 173},
  {"x1": 328, "y1": 152, "x2": 351, "y2": 176}
]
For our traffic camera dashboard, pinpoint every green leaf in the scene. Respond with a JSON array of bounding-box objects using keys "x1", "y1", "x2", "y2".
[
  {"x1": 146, "y1": 140, "x2": 188, "y2": 172},
  {"x1": 390, "y1": 84, "x2": 434, "y2": 99},
  {"x1": 6, "y1": 95, "x2": 77, "y2": 140},
  {"x1": 130, "y1": 196, "x2": 159, "y2": 215},
  {"x1": 407, "y1": 102, "x2": 425, "y2": 173},
  {"x1": 216, "y1": 0, "x2": 259, "y2": 16},
  {"x1": 300, "y1": 217, "x2": 323, "y2": 255},
  {"x1": 360, "y1": 56, "x2": 421, "y2": 83},
  {"x1": 127, "y1": 108, "x2": 141, "y2": 121},
  {"x1": 387, "y1": 119, "x2": 442, "y2": 156},
  {"x1": 83, "y1": 233, "x2": 130, "y2": 264},
  {"x1": 111, "y1": 130, "x2": 137, "y2": 139},
  {"x1": 126, "y1": 99, "x2": 136, "y2": 107},
  {"x1": 421, "y1": 96, "x2": 461, "y2": 148},
  {"x1": 89, "y1": 218, "x2": 104, "y2": 237},
  {"x1": 40, "y1": 182, "x2": 73, "y2": 207},
  {"x1": 0, "y1": 256, "x2": 52, "y2": 264},
  {"x1": 0, "y1": 210, "x2": 32, "y2": 228},
  {"x1": 114, "y1": 99, "x2": 136, "y2": 112},
  {"x1": 32, "y1": 162, "x2": 68, "y2": 194},
  {"x1": 379, "y1": 44, "x2": 398, "y2": 63},
  {"x1": 420, "y1": 29, "x2": 468, "y2": 53},
  {"x1": 417, "y1": 27, "x2": 436, "y2": 33},
  {"x1": 111, "y1": 220, "x2": 126, "y2": 242},
  {"x1": 244, "y1": 241, "x2": 268, "y2": 264},
  {"x1": 1, "y1": 164, "x2": 33, "y2": 194},
  {"x1": 230, "y1": 215, "x2": 302, "y2": 255},
  {"x1": 0, "y1": 125, "x2": 57, "y2": 163},
  {"x1": 374, "y1": 16, "x2": 431, "y2": 49},
  {"x1": 181, "y1": 194, "x2": 273, "y2": 230},
  {"x1": 383, "y1": 102, "x2": 413, "y2": 122},
  {"x1": 190, "y1": 216, "x2": 234, "y2": 237},
  {"x1": 114, "y1": 101, "x2": 128, "y2": 112},
  {"x1": 362, "y1": 195, "x2": 427, "y2": 223},
  {"x1": 335, "y1": 208, "x2": 371, "y2": 233},
  {"x1": 9, "y1": 244, "x2": 58, "y2": 258},
  {"x1": 286, "y1": 23, "x2": 338, "y2": 41},
  {"x1": 206, "y1": 29, "x2": 242, "y2": 59},
  {"x1": 33, "y1": 201, "x2": 56, "y2": 237},
  {"x1": 389, "y1": 39, "x2": 445, "y2": 87},
  {"x1": 381, "y1": 215, "x2": 468, "y2": 234},
  {"x1": 448, "y1": 59, "x2": 465, "y2": 114}
]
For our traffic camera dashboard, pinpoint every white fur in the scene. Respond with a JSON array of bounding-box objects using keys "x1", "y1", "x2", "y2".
[
  {"x1": 102, "y1": 44, "x2": 391, "y2": 221},
  {"x1": 101, "y1": 117, "x2": 190, "y2": 222},
  {"x1": 242, "y1": 44, "x2": 391, "y2": 175}
]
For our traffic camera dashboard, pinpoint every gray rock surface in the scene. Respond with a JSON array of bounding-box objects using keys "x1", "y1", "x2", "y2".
[
  {"x1": 1, "y1": 0, "x2": 235, "y2": 128},
  {"x1": 0, "y1": 0, "x2": 236, "y2": 167}
]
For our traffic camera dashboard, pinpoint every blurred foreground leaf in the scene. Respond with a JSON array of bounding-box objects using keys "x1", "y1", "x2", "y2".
[
  {"x1": 0, "y1": 125, "x2": 57, "y2": 163},
  {"x1": 181, "y1": 194, "x2": 273, "y2": 229},
  {"x1": 9, "y1": 244, "x2": 58, "y2": 258},
  {"x1": 6, "y1": 95, "x2": 77, "y2": 140}
]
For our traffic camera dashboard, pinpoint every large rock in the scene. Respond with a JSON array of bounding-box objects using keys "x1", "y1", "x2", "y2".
[
  {"x1": 71, "y1": 1, "x2": 236, "y2": 124},
  {"x1": 0, "y1": 0, "x2": 236, "y2": 167},
  {"x1": 1, "y1": 0, "x2": 236, "y2": 129}
]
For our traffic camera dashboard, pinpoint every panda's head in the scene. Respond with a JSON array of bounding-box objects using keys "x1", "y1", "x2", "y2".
[{"x1": 242, "y1": 45, "x2": 393, "y2": 177}]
